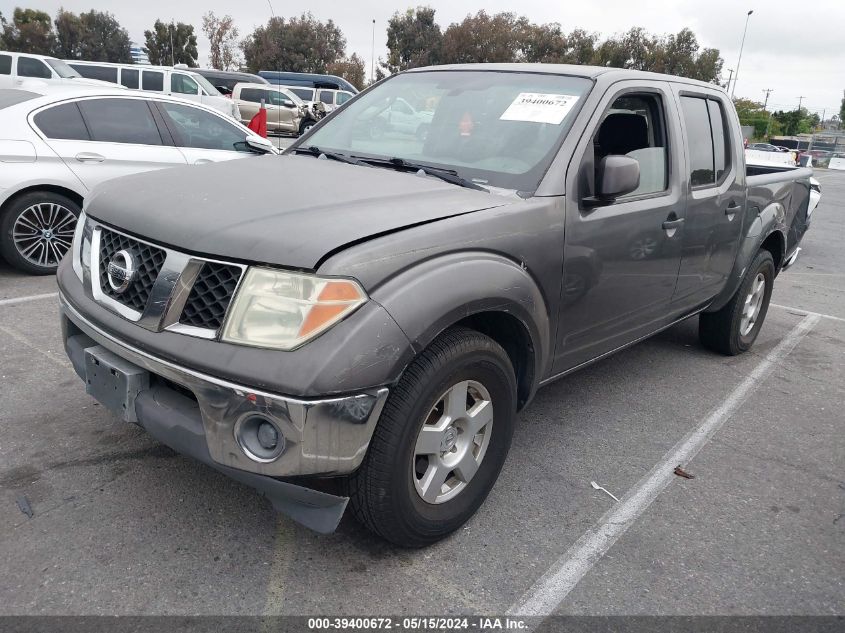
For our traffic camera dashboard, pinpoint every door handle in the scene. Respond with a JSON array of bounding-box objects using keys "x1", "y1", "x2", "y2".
[
  {"x1": 75, "y1": 152, "x2": 105, "y2": 163},
  {"x1": 725, "y1": 201, "x2": 741, "y2": 215},
  {"x1": 662, "y1": 218, "x2": 685, "y2": 230}
]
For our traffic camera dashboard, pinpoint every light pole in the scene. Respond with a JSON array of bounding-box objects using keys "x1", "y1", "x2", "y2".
[
  {"x1": 169, "y1": 21, "x2": 175, "y2": 66},
  {"x1": 371, "y1": 19, "x2": 376, "y2": 84},
  {"x1": 731, "y1": 10, "x2": 753, "y2": 99},
  {"x1": 724, "y1": 68, "x2": 734, "y2": 92}
]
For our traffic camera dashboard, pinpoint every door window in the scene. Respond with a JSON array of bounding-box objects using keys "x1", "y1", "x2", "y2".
[
  {"x1": 336, "y1": 91, "x2": 352, "y2": 105},
  {"x1": 78, "y1": 98, "x2": 163, "y2": 145},
  {"x1": 34, "y1": 102, "x2": 90, "y2": 140},
  {"x1": 319, "y1": 91, "x2": 333, "y2": 105},
  {"x1": 75, "y1": 65, "x2": 118, "y2": 83},
  {"x1": 708, "y1": 100, "x2": 730, "y2": 183},
  {"x1": 593, "y1": 93, "x2": 668, "y2": 197},
  {"x1": 142, "y1": 71, "x2": 164, "y2": 91},
  {"x1": 0, "y1": 55, "x2": 11, "y2": 75},
  {"x1": 680, "y1": 97, "x2": 714, "y2": 187},
  {"x1": 239, "y1": 88, "x2": 267, "y2": 103},
  {"x1": 18, "y1": 57, "x2": 52, "y2": 79},
  {"x1": 171, "y1": 73, "x2": 199, "y2": 95},
  {"x1": 157, "y1": 101, "x2": 249, "y2": 152},
  {"x1": 120, "y1": 68, "x2": 139, "y2": 89}
]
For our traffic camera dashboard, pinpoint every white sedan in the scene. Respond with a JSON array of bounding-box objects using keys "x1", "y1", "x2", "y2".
[{"x1": 0, "y1": 86, "x2": 275, "y2": 274}]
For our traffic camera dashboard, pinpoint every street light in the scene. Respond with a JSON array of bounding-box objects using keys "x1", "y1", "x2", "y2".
[
  {"x1": 371, "y1": 19, "x2": 376, "y2": 84},
  {"x1": 731, "y1": 10, "x2": 753, "y2": 99}
]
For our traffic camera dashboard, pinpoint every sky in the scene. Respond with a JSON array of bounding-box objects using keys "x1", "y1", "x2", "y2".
[{"x1": 6, "y1": 0, "x2": 843, "y2": 118}]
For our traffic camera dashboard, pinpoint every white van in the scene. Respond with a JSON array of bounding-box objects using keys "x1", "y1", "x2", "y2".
[
  {"x1": 0, "y1": 52, "x2": 115, "y2": 90},
  {"x1": 65, "y1": 60, "x2": 240, "y2": 120}
]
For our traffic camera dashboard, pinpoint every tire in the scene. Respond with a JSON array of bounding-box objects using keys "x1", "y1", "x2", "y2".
[
  {"x1": 299, "y1": 119, "x2": 315, "y2": 136},
  {"x1": 699, "y1": 249, "x2": 775, "y2": 355},
  {"x1": 346, "y1": 326, "x2": 517, "y2": 547},
  {"x1": 415, "y1": 123, "x2": 430, "y2": 141},
  {"x1": 0, "y1": 191, "x2": 81, "y2": 275}
]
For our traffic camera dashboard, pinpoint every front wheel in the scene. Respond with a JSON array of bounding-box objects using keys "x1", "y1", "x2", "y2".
[
  {"x1": 346, "y1": 327, "x2": 516, "y2": 547},
  {"x1": 0, "y1": 191, "x2": 81, "y2": 275},
  {"x1": 699, "y1": 249, "x2": 775, "y2": 355}
]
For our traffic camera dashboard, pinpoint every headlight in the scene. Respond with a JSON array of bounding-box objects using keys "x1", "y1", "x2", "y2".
[
  {"x1": 71, "y1": 211, "x2": 88, "y2": 281},
  {"x1": 221, "y1": 268, "x2": 367, "y2": 350}
]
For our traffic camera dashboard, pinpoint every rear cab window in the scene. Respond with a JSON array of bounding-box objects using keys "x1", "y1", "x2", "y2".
[
  {"x1": 75, "y1": 65, "x2": 118, "y2": 83},
  {"x1": 0, "y1": 55, "x2": 12, "y2": 75}
]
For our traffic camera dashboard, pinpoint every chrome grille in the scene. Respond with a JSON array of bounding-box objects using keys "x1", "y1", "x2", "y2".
[
  {"x1": 87, "y1": 220, "x2": 246, "y2": 338},
  {"x1": 179, "y1": 262, "x2": 242, "y2": 330},
  {"x1": 98, "y1": 228, "x2": 166, "y2": 312}
]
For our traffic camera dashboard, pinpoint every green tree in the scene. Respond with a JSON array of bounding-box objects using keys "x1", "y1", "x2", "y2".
[
  {"x1": 144, "y1": 20, "x2": 198, "y2": 67},
  {"x1": 56, "y1": 10, "x2": 131, "y2": 62},
  {"x1": 327, "y1": 53, "x2": 366, "y2": 90},
  {"x1": 202, "y1": 12, "x2": 240, "y2": 70},
  {"x1": 441, "y1": 11, "x2": 529, "y2": 64},
  {"x1": 385, "y1": 7, "x2": 442, "y2": 73},
  {"x1": 771, "y1": 108, "x2": 816, "y2": 136},
  {"x1": 520, "y1": 22, "x2": 567, "y2": 63},
  {"x1": 562, "y1": 29, "x2": 598, "y2": 65},
  {"x1": 732, "y1": 98, "x2": 776, "y2": 139},
  {"x1": 840, "y1": 93, "x2": 844, "y2": 127},
  {"x1": 241, "y1": 13, "x2": 345, "y2": 74},
  {"x1": 0, "y1": 8, "x2": 57, "y2": 55}
]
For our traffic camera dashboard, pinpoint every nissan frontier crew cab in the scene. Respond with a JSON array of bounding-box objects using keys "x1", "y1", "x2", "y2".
[{"x1": 57, "y1": 64, "x2": 813, "y2": 547}]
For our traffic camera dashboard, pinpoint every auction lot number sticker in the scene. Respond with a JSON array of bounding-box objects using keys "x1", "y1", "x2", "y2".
[{"x1": 499, "y1": 93, "x2": 580, "y2": 125}]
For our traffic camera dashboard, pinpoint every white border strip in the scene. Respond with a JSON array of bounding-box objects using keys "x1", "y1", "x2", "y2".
[
  {"x1": 771, "y1": 303, "x2": 845, "y2": 323},
  {"x1": 0, "y1": 292, "x2": 59, "y2": 307},
  {"x1": 508, "y1": 313, "x2": 820, "y2": 620}
]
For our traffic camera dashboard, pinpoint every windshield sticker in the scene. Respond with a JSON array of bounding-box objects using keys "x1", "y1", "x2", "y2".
[{"x1": 499, "y1": 93, "x2": 580, "y2": 125}]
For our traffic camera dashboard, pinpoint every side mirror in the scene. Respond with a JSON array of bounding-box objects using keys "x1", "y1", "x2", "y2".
[
  {"x1": 583, "y1": 155, "x2": 640, "y2": 208},
  {"x1": 282, "y1": 99, "x2": 295, "y2": 108},
  {"x1": 216, "y1": 85, "x2": 231, "y2": 95},
  {"x1": 245, "y1": 136, "x2": 275, "y2": 154}
]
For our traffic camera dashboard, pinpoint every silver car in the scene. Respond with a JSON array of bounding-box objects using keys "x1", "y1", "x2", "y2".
[{"x1": 0, "y1": 86, "x2": 275, "y2": 274}]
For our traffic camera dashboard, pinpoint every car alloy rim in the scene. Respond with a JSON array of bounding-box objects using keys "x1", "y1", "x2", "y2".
[
  {"x1": 740, "y1": 272, "x2": 766, "y2": 336},
  {"x1": 13, "y1": 203, "x2": 77, "y2": 268},
  {"x1": 412, "y1": 379, "x2": 493, "y2": 504}
]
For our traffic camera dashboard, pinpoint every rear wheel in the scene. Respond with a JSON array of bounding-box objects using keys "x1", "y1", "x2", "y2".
[
  {"x1": 346, "y1": 327, "x2": 516, "y2": 547},
  {"x1": 699, "y1": 249, "x2": 775, "y2": 355},
  {"x1": 0, "y1": 191, "x2": 80, "y2": 275}
]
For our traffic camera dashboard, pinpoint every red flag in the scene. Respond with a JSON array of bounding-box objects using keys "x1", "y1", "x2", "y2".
[{"x1": 247, "y1": 108, "x2": 267, "y2": 138}]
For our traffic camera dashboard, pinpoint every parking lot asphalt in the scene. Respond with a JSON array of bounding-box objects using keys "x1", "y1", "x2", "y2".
[{"x1": 0, "y1": 170, "x2": 842, "y2": 616}]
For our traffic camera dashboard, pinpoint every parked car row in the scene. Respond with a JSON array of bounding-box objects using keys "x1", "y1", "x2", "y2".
[{"x1": 0, "y1": 86, "x2": 275, "y2": 274}]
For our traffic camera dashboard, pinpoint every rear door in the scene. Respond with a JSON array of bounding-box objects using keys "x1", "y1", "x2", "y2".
[
  {"x1": 555, "y1": 81, "x2": 685, "y2": 372},
  {"x1": 32, "y1": 97, "x2": 186, "y2": 190},
  {"x1": 154, "y1": 100, "x2": 254, "y2": 164},
  {"x1": 671, "y1": 89, "x2": 744, "y2": 307}
]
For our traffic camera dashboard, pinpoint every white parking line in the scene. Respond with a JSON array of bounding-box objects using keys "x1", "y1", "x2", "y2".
[
  {"x1": 507, "y1": 313, "x2": 820, "y2": 621},
  {"x1": 771, "y1": 303, "x2": 845, "y2": 323},
  {"x1": 0, "y1": 292, "x2": 59, "y2": 307}
]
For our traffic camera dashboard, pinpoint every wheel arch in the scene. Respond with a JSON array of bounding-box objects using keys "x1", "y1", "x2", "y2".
[
  {"x1": 370, "y1": 251, "x2": 551, "y2": 410},
  {"x1": 0, "y1": 184, "x2": 84, "y2": 219}
]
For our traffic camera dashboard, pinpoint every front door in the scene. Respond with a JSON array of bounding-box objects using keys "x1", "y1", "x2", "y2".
[{"x1": 554, "y1": 83, "x2": 685, "y2": 373}]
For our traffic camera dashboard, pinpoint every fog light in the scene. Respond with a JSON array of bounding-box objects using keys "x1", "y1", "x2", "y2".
[
  {"x1": 234, "y1": 415, "x2": 286, "y2": 463},
  {"x1": 257, "y1": 421, "x2": 278, "y2": 450}
]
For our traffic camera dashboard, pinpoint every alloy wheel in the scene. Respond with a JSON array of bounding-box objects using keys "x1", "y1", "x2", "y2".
[
  {"x1": 412, "y1": 380, "x2": 493, "y2": 504},
  {"x1": 13, "y1": 203, "x2": 77, "y2": 268},
  {"x1": 740, "y1": 272, "x2": 766, "y2": 336}
]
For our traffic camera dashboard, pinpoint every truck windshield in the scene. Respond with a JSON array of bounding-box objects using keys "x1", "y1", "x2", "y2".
[
  {"x1": 193, "y1": 73, "x2": 222, "y2": 97},
  {"x1": 303, "y1": 70, "x2": 592, "y2": 191}
]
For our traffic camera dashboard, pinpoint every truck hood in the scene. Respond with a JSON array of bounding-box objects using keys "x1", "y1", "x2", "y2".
[{"x1": 85, "y1": 154, "x2": 510, "y2": 270}]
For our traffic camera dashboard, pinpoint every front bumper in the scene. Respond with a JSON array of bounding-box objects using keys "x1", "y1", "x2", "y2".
[{"x1": 60, "y1": 294, "x2": 389, "y2": 532}]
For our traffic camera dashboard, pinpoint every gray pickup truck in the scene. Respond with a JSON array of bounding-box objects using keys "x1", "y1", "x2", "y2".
[{"x1": 57, "y1": 64, "x2": 813, "y2": 547}]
